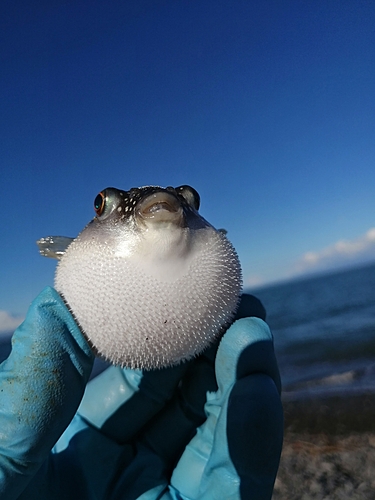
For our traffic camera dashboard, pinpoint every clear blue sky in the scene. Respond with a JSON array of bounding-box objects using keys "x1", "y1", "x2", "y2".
[{"x1": 1, "y1": 0, "x2": 375, "y2": 327}]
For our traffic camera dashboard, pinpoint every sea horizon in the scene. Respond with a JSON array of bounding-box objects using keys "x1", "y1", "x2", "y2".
[{"x1": 1, "y1": 260, "x2": 375, "y2": 397}]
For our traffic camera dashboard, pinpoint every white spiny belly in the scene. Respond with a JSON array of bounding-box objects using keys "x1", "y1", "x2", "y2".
[{"x1": 55, "y1": 229, "x2": 242, "y2": 369}]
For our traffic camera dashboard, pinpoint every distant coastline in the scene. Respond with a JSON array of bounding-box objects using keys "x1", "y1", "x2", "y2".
[{"x1": 247, "y1": 259, "x2": 375, "y2": 294}]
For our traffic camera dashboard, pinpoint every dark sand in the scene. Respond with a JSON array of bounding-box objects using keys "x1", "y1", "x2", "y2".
[{"x1": 273, "y1": 392, "x2": 375, "y2": 499}]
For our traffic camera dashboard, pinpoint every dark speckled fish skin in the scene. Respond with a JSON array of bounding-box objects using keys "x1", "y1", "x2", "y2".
[
  {"x1": 90, "y1": 184, "x2": 204, "y2": 233},
  {"x1": 106, "y1": 185, "x2": 199, "y2": 218}
]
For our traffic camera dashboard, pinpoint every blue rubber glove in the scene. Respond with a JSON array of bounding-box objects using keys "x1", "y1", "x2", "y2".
[
  {"x1": 0, "y1": 287, "x2": 94, "y2": 499},
  {"x1": 1, "y1": 290, "x2": 283, "y2": 499}
]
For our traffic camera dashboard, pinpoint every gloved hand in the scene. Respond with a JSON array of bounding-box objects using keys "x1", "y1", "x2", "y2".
[
  {"x1": 0, "y1": 287, "x2": 94, "y2": 499},
  {"x1": 0, "y1": 288, "x2": 283, "y2": 500}
]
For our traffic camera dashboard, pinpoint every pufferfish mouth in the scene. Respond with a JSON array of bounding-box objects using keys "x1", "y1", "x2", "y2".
[{"x1": 136, "y1": 191, "x2": 184, "y2": 224}]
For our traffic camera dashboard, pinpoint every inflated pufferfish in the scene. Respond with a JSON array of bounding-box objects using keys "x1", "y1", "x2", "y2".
[{"x1": 37, "y1": 185, "x2": 242, "y2": 369}]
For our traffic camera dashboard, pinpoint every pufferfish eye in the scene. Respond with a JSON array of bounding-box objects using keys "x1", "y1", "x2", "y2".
[
  {"x1": 93, "y1": 188, "x2": 124, "y2": 219},
  {"x1": 175, "y1": 185, "x2": 200, "y2": 211},
  {"x1": 94, "y1": 192, "x2": 106, "y2": 216}
]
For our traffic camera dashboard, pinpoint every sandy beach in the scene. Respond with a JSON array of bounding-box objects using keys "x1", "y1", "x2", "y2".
[{"x1": 273, "y1": 392, "x2": 375, "y2": 499}]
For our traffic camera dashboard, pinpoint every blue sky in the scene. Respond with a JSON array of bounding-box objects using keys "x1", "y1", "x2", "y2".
[{"x1": 1, "y1": 0, "x2": 375, "y2": 331}]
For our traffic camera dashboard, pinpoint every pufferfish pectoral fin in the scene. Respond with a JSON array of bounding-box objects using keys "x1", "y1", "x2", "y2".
[{"x1": 36, "y1": 236, "x2": 75, "y2": 260}]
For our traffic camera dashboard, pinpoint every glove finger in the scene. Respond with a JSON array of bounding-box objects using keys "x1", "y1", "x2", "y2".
[
  {"x1": 170, "y1": 317, "x2": 283, "y2": 499},
  {"x1": 227, "y1": 373, "x2": 283, "y2": 500},
  {"x1": 201, "y1": 318, "x2": 283, "y2": 498},
  {"x1": 0, "y1": 287, "x2": 94, "y2": 499}
]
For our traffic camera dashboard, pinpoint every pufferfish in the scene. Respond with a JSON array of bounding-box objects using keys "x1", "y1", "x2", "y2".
[{"x1": 37, "y1": 185, "x2": 242, "y2": 370}]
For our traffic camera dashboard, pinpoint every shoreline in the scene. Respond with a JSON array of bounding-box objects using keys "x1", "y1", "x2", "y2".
[
  {"x1": 273, "y1": 392, "x2": 375, "y2": 499},
  {"x1": 283, "y1": 391, "x2": 375, "y2": 435}
]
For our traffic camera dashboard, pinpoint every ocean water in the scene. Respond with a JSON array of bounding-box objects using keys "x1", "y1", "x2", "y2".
[
  {"x1": 252, "y1": 262, "x2": 375, "y2": 399},
  {"x1": 1, "y1": 262, "x2": 375, "y2": 397}
]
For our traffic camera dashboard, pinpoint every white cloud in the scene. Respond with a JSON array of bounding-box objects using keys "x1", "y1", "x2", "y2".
[
  {"x1": 0, "y1": 311, "x2": 24, "y2": 334},
  {"x1": 245, "y1": 227, "x2": 375, "y2": 289},
  {"x1": 295, "y1": 227, "x2": 375, "y2": 275}
]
